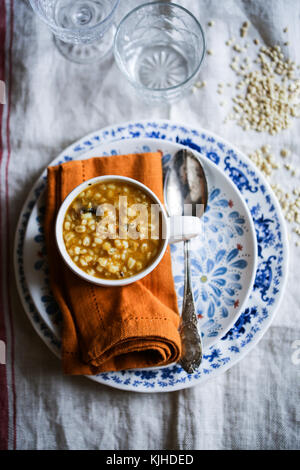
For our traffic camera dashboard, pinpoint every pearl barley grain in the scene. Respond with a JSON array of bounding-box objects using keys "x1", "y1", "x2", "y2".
[{"x1": 281, "y1": 149, "x2": 290, "y2": 158}]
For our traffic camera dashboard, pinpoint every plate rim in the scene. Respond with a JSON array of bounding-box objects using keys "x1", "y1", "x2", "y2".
[{"x1": 13, "y1": 119, "x2": 289, "y2": 392}]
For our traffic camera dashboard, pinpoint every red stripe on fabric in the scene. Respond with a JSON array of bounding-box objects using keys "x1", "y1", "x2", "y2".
[
  {"x1": 0, "y1": 0, "x2": 9, "y2": 452},
  {"x1": 5, "y1": 0, "x2": 16, "y2": 450}
]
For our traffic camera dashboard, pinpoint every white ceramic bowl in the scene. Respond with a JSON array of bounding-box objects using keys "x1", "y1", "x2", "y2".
[{"x1": 56, "y1": 175, "x2": 182, "y2": 286}]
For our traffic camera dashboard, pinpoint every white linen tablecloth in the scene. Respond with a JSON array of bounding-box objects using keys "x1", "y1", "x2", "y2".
[{"x1": 0, "y1": 0, "x2": 299, "y2": 449}]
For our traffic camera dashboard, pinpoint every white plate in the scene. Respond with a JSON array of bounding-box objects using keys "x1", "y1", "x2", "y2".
[{"x1": 14, "y1": 120, "x2": 288, "y2": 392}]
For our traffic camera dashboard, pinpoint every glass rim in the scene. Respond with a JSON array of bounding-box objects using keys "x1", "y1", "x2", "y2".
[
  {"x1": 114, "y1": 1, "x2": 206, "y2": 93},
  {"x1": 29, "y1": 0, "x2": 120, "y2": 35}
]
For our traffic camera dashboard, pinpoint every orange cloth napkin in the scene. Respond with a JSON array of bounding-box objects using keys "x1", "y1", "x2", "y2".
[{"x1": 44, "y1": 153, "x2": 181, "y2": 375}]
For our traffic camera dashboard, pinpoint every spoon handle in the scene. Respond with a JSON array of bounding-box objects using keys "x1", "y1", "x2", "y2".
[{"x1": 179, "y1": 239, "x2": 203, "y2": 374}]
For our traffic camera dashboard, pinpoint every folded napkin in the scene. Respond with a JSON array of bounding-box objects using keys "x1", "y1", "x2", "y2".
[{"x1": 44, "y1": 153, "x2": 181, "y2": 375}]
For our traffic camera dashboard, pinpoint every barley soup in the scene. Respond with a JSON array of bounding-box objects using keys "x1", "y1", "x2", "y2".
[{"x1": 63, "y1": 180, "x2": 163, "y2": 280}]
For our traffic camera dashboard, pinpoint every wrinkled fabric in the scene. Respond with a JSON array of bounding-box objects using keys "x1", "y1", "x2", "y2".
[{"x1": 6, "y1": 0, "x2": 300, "y2": 449}]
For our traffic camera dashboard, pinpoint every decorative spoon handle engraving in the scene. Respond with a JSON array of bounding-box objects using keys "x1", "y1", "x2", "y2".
[{"x1": 179, "y1": 239, "x2": 203, "y2": 374}]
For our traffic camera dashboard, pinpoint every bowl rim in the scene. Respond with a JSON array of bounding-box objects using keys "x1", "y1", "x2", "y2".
[
  {"x1": 113, "y1": 1, "x2": 206, "y2": 93},
  {"x1": 55, "y1": 175, "x2": 169, "y2": 287}
]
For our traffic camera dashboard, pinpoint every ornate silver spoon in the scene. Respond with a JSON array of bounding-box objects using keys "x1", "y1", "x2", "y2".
[{"x1": 164, "y1": 149, "x2": 208, "y2": 373}]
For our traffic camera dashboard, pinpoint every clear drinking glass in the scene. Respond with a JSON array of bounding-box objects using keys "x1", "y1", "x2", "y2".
[
  {"x1": 114, "y1": 2, "x2": 206, "y2": 102},
  {"x1": 29, "y1": 0, "x2": 120, "y2": 63}
]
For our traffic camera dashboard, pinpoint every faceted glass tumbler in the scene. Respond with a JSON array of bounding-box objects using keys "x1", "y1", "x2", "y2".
[{"x1": 114, "y1": 2, "x2": 206, "y2": 103}]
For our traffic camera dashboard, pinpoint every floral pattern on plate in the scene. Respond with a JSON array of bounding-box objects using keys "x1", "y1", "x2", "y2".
[{"x1": 170, "y1": 185, "x2": 253, "y2": 340}]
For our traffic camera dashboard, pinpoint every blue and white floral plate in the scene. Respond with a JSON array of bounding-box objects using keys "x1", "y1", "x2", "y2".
[
  {"x1": 23, "y1": 139, "x2": 257, "y2": 349},
  {"x1": 14, "y1": 120, "x2": 288, "y2": 392}
]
